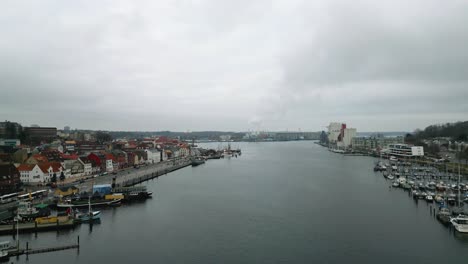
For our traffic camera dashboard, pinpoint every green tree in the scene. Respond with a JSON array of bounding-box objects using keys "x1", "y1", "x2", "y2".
[
  {"x1": 51, "y1": 173, "x2": 57, "y2": 183},
  {"x1": 96, "y1": 132, "x2": 112, "y2": 143},
  {"x1": 59, "y1": 171, "x2": 65, "y2": 181}
]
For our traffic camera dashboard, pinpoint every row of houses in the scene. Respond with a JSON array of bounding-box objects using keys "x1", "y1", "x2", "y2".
[{"x1": 0, "y1": 132, "x2": 195, "y2": 189}]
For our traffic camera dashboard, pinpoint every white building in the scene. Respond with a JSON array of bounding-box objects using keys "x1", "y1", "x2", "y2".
[
  {"x1": 327, "y1": 122, "x2": 343, "y2": 143},
  {"x1": 337, "y1": 128, "x2": 357, "y2": 149},
  {"x1": 145, "y1": 149, "x2": 161, "y2": 164},
  {"x1": 328, "y1": 122, "x2": 356, "y2": 149},
  {"x1": 386, "y1": 144, "x2": 424, "y2": 157},
  {"x1": 17, "y1": 162, "x2": 64, "y2": 183},
  {"x1": 106, "y1": 159, "x2": 113, "y2": 172}
]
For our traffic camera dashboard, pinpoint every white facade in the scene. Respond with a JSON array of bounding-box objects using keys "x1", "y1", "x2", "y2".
[
  {"x1": 19, "y1": 165, "x2": 44, "y2": 183},
  {"x1": 145, "y1": 149, "x2": 161, "y2": 164},
  {"x1": 18, "y1": 164, "x2": 64, "y2": 183},
  {"x1": 387, "y1": 144, "x2": 424, "y2": 157},
  {"x1": 179, "y1": 147, "x2": 190, "y2": 157},
  {"x1": 411, "y1": 146, "x2": 424, "y2": 156},
  {"x1": 327, "y1": 122, "x2": 342, "y2": 143},
  {"x1": 83, "y1": 162, "x2": 92, "y2": 176},
  {"x1": 337, "y1": 128, "x2": 356, "y2": 148},
  {"x1": 106, "y1": 159, "x2": 113, "y2": 172}
]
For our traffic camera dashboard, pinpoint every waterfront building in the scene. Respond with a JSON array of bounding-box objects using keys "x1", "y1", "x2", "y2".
[
  {"x1": 87, "y1": 152, "x2": 107, "y2": 172},
  {"x1": 337, "y1": 128, "x2": 356, "y2": 149},
  {"x1": 352, "y1": 135, "x2": 405, "y2": 150},
  {"x1": 327, "y1": 122, "x2": 343, "y2": 144},
  {"x1": 63, "y1": 159, "x2": 85, "y2": 178},
  {"x1": 17, "y1": 162, "x2": 64, "y2": 183},
  {"x1": 145, "y1": 149, "x2": 162, "y2": 164},
  {"x1": 385, "y1": 144, "x2": 424, "y2": 157},
  {"x1": 78, "y1": 157, "x2": 93, "y2": 176},
  {"x1": 327, "y1": 122, "x2": 356, "y2": 149}
]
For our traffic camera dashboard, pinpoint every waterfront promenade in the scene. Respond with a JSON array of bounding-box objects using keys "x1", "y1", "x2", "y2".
[{"x1": 77, "y1": 157, "x2": 192, "y2": 190}]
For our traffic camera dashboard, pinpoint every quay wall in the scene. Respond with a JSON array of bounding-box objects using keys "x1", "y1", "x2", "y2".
[{"x1": 113, "y1": 158, "x2": 192, "y2": 188}]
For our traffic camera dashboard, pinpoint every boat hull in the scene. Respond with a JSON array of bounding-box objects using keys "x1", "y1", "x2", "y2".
[{"x1": 57, "y1": 199, "x2": 121, "y2": 210}]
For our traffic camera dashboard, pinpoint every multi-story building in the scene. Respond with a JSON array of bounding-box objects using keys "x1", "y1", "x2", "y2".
[
  {"x1": 17, "y1": 162, "x2": 64, "y2": 183},
  {"x1": 24, "y1": 126, "x2": 57, "y2": 143},
  {"x1": 0, "y1": 121, "x2": 22, "y2": 139},
  {"x1": 352, "y1": 135, "x2": 405, "y2": 150},
  {"x1": 386, "y1": 144, "x2": 424, "y2": 157},
  {"x1": 328, "y1": 122, "x2": 356, "y2": 149},
  {"x1": 327, "y1": 122, "x2": 343, "y2": 144}
]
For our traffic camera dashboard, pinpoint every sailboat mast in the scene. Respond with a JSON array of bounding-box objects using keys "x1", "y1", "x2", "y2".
[{"x1": 458, "y1": 162, "x2": 461, "y2": 207}]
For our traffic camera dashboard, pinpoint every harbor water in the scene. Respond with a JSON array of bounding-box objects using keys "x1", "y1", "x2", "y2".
[{"x1": 5, "y1": 141, "x2": 468, "y2": 263}]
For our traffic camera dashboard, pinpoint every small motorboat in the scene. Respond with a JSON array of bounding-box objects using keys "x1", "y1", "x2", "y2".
[
  {"x1": 451, "y1": 215, "x2": 468, "y2": 233},
  {"x1": 448, "y1": 194, "x2": 457, "y2": 206},
  {"x1": 387, "y1": 175, "x2": 395, "y2": 180},
  {"x1": 425, "y1": 195, "x2": 434, "y2": 202},
  {"x1": 0, "y1": 241, "x2": 11, "y2": 261},
  {"x1": 437, "y1": 207, "x2": 451, "y2": 225},
  {"x1": 76, "y1": 210, "x2": 101, "y2": 223},
  {"x1": 392, "y1": 181, "x2": 399, "y2": 188}
]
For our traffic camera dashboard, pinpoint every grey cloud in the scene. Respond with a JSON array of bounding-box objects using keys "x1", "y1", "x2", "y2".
[{"x1": 0, "y1": 0, "x2": 466, "y2": 132}]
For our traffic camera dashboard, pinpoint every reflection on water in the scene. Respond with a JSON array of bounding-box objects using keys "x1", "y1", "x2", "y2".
[{"x1": 452, "y1": 229, "x2": 468, "y2": 243}]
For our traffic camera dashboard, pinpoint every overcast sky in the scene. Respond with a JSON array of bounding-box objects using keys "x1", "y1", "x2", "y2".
[{"x1": 1, "y1": 0, "x2": 467, "y2": 132}]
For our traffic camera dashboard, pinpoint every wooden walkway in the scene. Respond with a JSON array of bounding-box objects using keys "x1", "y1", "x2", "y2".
[
  {"x1": 0, "y1": 219, "x2": 76, "y2": 235},
  {"x1": 26, "y1": 244, "x2": 79, "y2": 255}
]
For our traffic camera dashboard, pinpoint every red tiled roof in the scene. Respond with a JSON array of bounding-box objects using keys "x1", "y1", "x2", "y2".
[
  {"x1": 32, "y1": 154, "x2": 48, "y2": 163},
  {"x1": 62, "y1": 153, "x2": 79, "y2": 160},
  {"x1": 37, "y1": 162, "x2": 62, "y2": 173},
  {"x1": 17, "y1": 164, "x2": 36, "y2": 171}
]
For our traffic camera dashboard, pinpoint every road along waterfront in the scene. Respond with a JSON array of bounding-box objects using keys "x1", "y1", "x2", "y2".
[{"x1": 4, "y1": 141, "x2": 468, "y2": 264}]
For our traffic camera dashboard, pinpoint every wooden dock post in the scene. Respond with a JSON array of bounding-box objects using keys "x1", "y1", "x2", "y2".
[
  {"x1": 77, "y1": 236, "x2": 80, "y2": 247},
  {"x1": 26, "y1": 242, "x2": 29, "y2": 255}
]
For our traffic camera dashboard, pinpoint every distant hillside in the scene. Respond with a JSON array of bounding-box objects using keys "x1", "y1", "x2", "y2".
[{"x1": 412, "y1": 121, "x2": 468, "y2": 141}]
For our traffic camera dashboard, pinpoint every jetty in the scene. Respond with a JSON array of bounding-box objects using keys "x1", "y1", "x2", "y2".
[
  {"x1": 6, "y1": 236, "x2": 80, "y2": 259},
  {"x1": 0, "y1": 218, "x2": 76, "y2": 235}
]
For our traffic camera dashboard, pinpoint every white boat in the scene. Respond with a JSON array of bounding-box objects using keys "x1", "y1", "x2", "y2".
[
  {"x1": 425, "y1": 195, "x2": 433, "y2": 202},
  {"x1": 387, "y1": 175, "x2": 395, "y2": 180},
  {"x1": 0, "y1": 241, "x2": 11, "y2": 260},
  {"x1": 17, "y1": 201, "x2": 39, "y2": 219},
  {"x1": 451, "y1": 215, "x2": 468, "y2": 233},
  {"x1": 392, "y1": 181, "x2": 399, "y2": 187}
]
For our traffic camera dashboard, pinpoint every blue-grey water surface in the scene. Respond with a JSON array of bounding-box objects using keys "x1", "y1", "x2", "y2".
[{"x1": 5, "y1": 141, "x2": 468, "y2": 263}]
